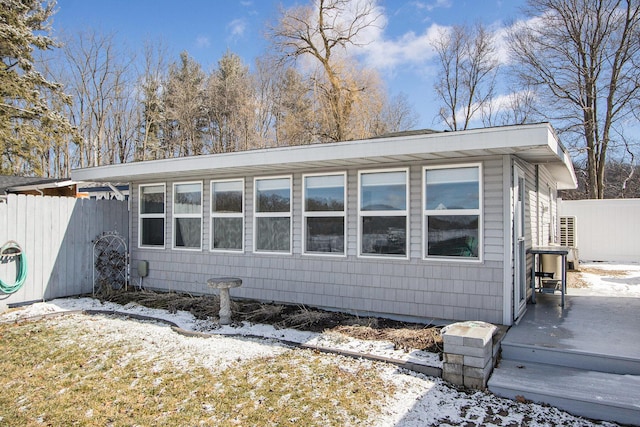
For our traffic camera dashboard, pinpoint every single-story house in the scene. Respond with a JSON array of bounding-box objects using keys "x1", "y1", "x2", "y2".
[{"x1": 71, "y1": 123, "x2": 577, "y2": 326}]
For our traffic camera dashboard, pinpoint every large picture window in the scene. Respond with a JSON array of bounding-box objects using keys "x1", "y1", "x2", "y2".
[
  {"x1": 139, "y1": 184, "x2": 165, "y2": 248},
  {"x1": 254, "y1": 176, "x2": 291, "y2": 253},
  {"x1": 358, "y1": 169, "x2": 408, "y2": 257},
  {"x1": 424, "y1": 164, "x2": 481, "y2": 260},
  {"x1": 173, "y1": 181, "x2": 202, "y2": 250},
  {"x1": 210, "y1": 179, "x2": 244, "y2": 251},
  {"x1": 303, "y1": 173, "x2": 345, "y2": 255}
]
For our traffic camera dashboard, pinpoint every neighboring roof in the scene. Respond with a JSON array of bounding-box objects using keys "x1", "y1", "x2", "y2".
[
  {"x1": 0, "y1": 176, "x2": 72, "y2": 194},
  {"x1": 370, "y1": 128, "x2": 440, "y2": 139},
  {"x1": 4, "y1": 178, "x2": 76, "y2": 193},
  {"x1": 71, "y1": 123, "x2": 578, "y2": 190},
  {"x1": 77, "y1": 183, "x2": 129, "y2": 192}
]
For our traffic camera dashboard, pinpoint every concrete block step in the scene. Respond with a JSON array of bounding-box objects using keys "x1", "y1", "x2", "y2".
[
  {"x1": 501, "y1": 341, "x2": 640, "y2": 375},
  {"x1": 488, "y1": 359, "x2": 640, "y2": 426}
]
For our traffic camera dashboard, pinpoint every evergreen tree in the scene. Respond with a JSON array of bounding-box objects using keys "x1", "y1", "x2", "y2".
[{"x1": 0, "y1": 0, "x2": 75, "y2": 176}]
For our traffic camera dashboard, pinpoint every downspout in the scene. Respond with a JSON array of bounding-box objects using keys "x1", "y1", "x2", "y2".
[
  {"x1": 535, "y1": 165, "x2": 540, "y2": 246},
  {"x1": 502, "y1": 156, "x2": 513, "y2": 325}
]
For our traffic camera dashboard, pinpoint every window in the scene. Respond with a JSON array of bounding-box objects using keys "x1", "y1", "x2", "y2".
[
  {"x1": 358, "y1": 169, "x2": 408, "y2": 257},
  {"x1": 303, "y1": 173, "x2": 345, "y2": 255},
  {"x1": 173, "y1": 181, "x2": 202, "y2": 250},
  {"x1": 424, "y1": 164, "x2": 481, "y2": 260},
  {"x1": 211, "y1": 179, "x2": 244, "y2": 251},
  {"x1": 254, "y1": 176, "x2": 291, "y2": 253},
  {"x1": 139, "y1": 184, "x2": 165, "y2": 248}
]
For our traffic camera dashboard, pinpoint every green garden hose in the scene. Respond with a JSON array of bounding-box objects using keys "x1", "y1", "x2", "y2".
[{"x1": 0, "y1": 241, "x2": 27, "y2": 294}]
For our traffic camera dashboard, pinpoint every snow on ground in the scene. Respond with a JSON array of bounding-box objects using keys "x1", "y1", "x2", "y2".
[
  {"x1": 2, "y1": 263, "x2": 637, "y2": 426},
  {"x1": 569, "y1": 262, "x2": 640, "y2": 297}
]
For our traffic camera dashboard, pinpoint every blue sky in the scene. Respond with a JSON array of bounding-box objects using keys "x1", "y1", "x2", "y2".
[{"x1": 50, "y1": 0, "x2": 528, "y2": 129}]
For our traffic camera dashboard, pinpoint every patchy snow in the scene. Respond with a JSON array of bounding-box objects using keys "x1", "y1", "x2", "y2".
[
  {"x1": 2, "y1": 263, "x2": 636, "y2": 426},
  {"x1": 569, "y1": 262, "x2": 640, "y2": 297}
]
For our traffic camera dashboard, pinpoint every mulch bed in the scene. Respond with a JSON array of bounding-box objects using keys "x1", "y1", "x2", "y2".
[{"x1": 98, "y1": 289, "x2": 444, "y2": 354}]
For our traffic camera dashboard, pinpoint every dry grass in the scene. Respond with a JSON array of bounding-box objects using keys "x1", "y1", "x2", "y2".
[
  {"x1": 0, "y1": 316, "x2": 393, "y2": 426},
  {"x1": 578, "y1": 266, "x2": 631, "y2": 277},
  {"x1": 567, "y1": 266, "x2": 632, "y2": 289},
  {"x1": 281, "y1": 305, "x2": 336, "y2": 329},
  {"x1": 567, "y1": 271, "x2": 591, "y2": 288},
  {"x1": 333, "y1": 325, "x2": 443, "y2": 353}
]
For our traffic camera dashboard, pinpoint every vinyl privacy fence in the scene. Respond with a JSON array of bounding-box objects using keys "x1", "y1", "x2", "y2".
[
  {"x1": 559, "y1": 198, "x2": 640, "y2": 263},
  {"x1": 0, "y1": 194, "x2": 128, "y2": 310}
]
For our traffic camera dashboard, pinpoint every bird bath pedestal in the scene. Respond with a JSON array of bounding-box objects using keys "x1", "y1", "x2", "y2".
[{"x1": 207, "y1": 277, "x2": 242, "y2": 325}]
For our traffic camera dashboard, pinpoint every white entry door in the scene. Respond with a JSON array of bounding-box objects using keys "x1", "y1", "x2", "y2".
[{"x1": 513, "y1": 166, "x2": 527, "y2": 319}]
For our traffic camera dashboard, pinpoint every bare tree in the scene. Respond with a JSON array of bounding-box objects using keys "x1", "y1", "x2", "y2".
[
  {"x1": 269, "y1": 0, "x2": 382, "y2": 142},
  {"x1": 378, "y1": 93, "x2": 419, "y2": 134},
  {"x1": 431, "y1": 23, "x2": 499, "y2": 130},
  {"x1": 482, "y1": 87, "x2": 539, "y2": 127},
  {"x1": 252, "y1": 56, "x2": 279, "y2": 147},
  {"x1": 59, "y1": 30, "x2": 137, "y2": 167},
  {"x1": 509, "y1": 0, "x2": 640, "y2": 199}
]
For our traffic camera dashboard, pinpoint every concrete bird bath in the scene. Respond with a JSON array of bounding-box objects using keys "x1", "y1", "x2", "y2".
[{"x1": 207, "y1": 277, "x2": 242, "y2": 325}]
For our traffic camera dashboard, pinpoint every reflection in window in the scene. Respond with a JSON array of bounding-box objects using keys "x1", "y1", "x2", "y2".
[
  {"x1": 303, "y1": 174, "x2": 345, "y2": 254},
  {"x1": 256, "y1": 177, "x2": 290, "y2": 213},
  {"x1": 173, "y1": 182, "x2": 202, "y2": 249},
  {"x1": 139, "y1": 184, "x2": 165, "y2": 247},
  {"x1": 359, "y1": 169, "x2": 408, "y2": 257},
  {"x1": 424, "y1": 165, "x2": 481, "y2": 259},
  {"x1": 361, "y1": 171, "x2": 406, "y2": 211},
  {"x1": 211, "y1": 180, "x2": 244, "y2": 251},
  {"x1": 427, "y1": 215, "x2": 479, "y2": 257},
  {"x1": 255, "y1": 176, "x2": 291, "y2": 253},
  {"x1": 425, "y1": 167, "x2": 479, "y2": 210}
]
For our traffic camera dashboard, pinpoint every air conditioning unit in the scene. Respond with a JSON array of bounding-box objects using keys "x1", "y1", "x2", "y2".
[
  {"x1": 560, "y1": 216, "x2": 579, "y2": 268},
  {"x1": 560, "y1": 216, "x2": 577, "y2": 247}
]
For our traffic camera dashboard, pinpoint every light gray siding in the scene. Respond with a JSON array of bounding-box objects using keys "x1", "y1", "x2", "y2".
[
  {"x1": 515, "y1": 160, "x2": 560, "y2": 303},
  {"x1": 130, "y1": 157, "x2": 507, "y2": 324},
  {"x1": 0, "y1": 195, "x2": 128, "y2": 309}
]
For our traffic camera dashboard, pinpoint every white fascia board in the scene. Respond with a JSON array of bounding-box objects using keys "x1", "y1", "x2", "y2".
[
  {"x1": 8, "y1": 179, "x2": 77, "y2": 192},
  {"x1": 541, "y1": 126, "x2": 578, "y2": 190},
  {"x1": 72, "y1": 123, "x2": 570, "y2": 183}
]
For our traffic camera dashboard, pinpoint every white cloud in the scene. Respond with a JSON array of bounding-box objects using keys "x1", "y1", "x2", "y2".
[
  {"x1": 495, "y1": 14, "x2": 549, "y2": 65},
  {"x1": 413, "y1": 0, "x2": 453, "y2": 12},
  {"x1": 196, "y1": 35, "x2": 210, "y2": 48},
  {"x1": 227, "y1": 18, "x2": 247, "y2": 38},
  {"x1": 357, "y1": 23, "x2": 446, "y2": 70}
]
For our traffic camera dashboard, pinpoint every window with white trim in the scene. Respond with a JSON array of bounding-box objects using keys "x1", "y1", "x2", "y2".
[
  {"x1": 424, "y1": 164, "x2": 481, "y2": 259},
  {"x1": 173, "y1": 181, "x2": 202, "y2": 250},
  {"x1": 211, "y1": 179, "x2": 244, "y2": 251},
  {"x1": 358, "y1": 169, "x2": 408, "y2": 257},
  {"x1": 139, "y1": 183, "x2": 165, "y2": 248},
  {"x1": 303, "y1": 173, "x2": 345, "y2": 255},
  {"x1": 254, "y1": 176, "x2": 291, "y2": 253}
]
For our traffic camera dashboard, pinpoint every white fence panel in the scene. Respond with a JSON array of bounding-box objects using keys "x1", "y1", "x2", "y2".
[
  {"x1": 560, "y1": 198, "x2": 640, "y2": 263},
  {"x1": 0, "y1": 194, "x2": 128, "y2": 309}
]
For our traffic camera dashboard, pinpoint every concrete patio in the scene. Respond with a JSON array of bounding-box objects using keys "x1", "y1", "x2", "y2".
[{"x1": 488, "y1": 293, "x2": 640, "y2": 425}]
